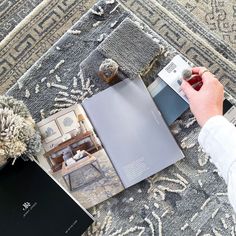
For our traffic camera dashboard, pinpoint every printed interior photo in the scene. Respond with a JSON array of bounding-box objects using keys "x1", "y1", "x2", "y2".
[{"x1": 37, "y1": 104, "x2": 124, "y2": 209}]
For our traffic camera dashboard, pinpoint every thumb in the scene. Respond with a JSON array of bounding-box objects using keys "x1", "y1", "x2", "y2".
[{"x1": 181, "y1": 80, "x2": 196, "y2": 99}]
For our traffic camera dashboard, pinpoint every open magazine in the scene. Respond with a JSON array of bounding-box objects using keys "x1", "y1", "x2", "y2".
[{"x1": 37, "y1": 77, "x2": 184, "y2": 209}]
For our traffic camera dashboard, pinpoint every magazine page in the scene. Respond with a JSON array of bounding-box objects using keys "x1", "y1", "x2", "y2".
[
  {"x1": 83, "y1": 78, "x2": 184, "y2": 188},
  {"x1": 37, "y1": 104, "x2": 124, "y2": 209}
]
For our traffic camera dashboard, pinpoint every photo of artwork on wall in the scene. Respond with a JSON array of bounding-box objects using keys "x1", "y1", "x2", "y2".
[
  {"x1": 57, "y1": 111, "x2": 80, "y2": 134},
  {"x1": 39, "y1": 121, "x2": 62, "y2": 143}
]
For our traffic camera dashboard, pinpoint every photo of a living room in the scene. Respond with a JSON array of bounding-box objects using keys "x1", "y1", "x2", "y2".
[{"x1": 37, "y1": 104, "x2": 124, "y2": 209}]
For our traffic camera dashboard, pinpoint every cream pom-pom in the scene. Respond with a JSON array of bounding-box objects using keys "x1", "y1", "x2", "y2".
[{"x1": 0, "y1": 96, "x2": 42, "y2": 166}]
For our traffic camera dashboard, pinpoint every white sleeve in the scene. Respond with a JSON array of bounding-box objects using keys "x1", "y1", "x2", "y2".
[{"x1": 198, "y1": 115, "x2": 236, "y2": 212}]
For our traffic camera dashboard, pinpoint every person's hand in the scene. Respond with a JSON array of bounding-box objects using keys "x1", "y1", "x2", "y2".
[{"x1": 181, "y1": 67, "x2": 224, "y2": 127}]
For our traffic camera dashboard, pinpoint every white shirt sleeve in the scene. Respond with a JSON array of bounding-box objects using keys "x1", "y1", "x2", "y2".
[{"x1": 198, "y1": 115, "x2": 236, "y2": 212}]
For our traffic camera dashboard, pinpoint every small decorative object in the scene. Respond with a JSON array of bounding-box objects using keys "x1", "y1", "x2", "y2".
[
  {"x1": 62, "y1": 147, "x2": 73, "y2": 161},
  {"x1": 39, "y1": 120, "x2": 62, "y2": 143},
  {"x1": 74, "y1": 150, "x2": 86, "y2": 161},
  {"x1": 0, "y1": 96, "x2": 41, "y2": 167},
  {"x1": 77, "y1": 150, "x2": 85, "y2": 155},
  {"x1": 78, "y1": 114, "x2": 86, "y2": 132},
  {"x1": 98, "y1": 58, "x2": 119, "y2": 83},
  {"x1": 57, "y1": 111, "x2": 79, "y2": 133},
  {"x1": 65, "y1": 158, "x2": 76, "y2": 166}
]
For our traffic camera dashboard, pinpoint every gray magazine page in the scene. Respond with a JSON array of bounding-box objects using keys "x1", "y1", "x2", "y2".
[{"x1": 83, "y1": 78, "x2": 184, "y2": 188}]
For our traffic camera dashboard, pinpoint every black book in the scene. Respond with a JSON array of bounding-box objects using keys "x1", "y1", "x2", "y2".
[{"x1": 0, "y1": 158, "x2": 93, "y2": 236}]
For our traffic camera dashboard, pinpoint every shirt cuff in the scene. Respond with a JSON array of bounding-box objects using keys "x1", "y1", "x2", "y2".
[
  {"x1": 198, "y1": 115, "x2": 236, "y2": 182},
  {"x1": 198, "y1": 115, "x2": 229, "y2": 147}
]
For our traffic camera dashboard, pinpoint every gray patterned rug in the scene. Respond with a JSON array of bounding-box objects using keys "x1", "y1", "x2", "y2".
[
  {"x1": 0, "y1": 0, "x2": 97, "y2": 93},
  {"x1": 168, "y1": 0, "x2": 236, "y2": 49},
  {"x1": 5, "y1": 0, "x2": 236, "y2": 235},
  {"x1": 1, "y1": 0, "x2": 236, "y2": 94}
]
